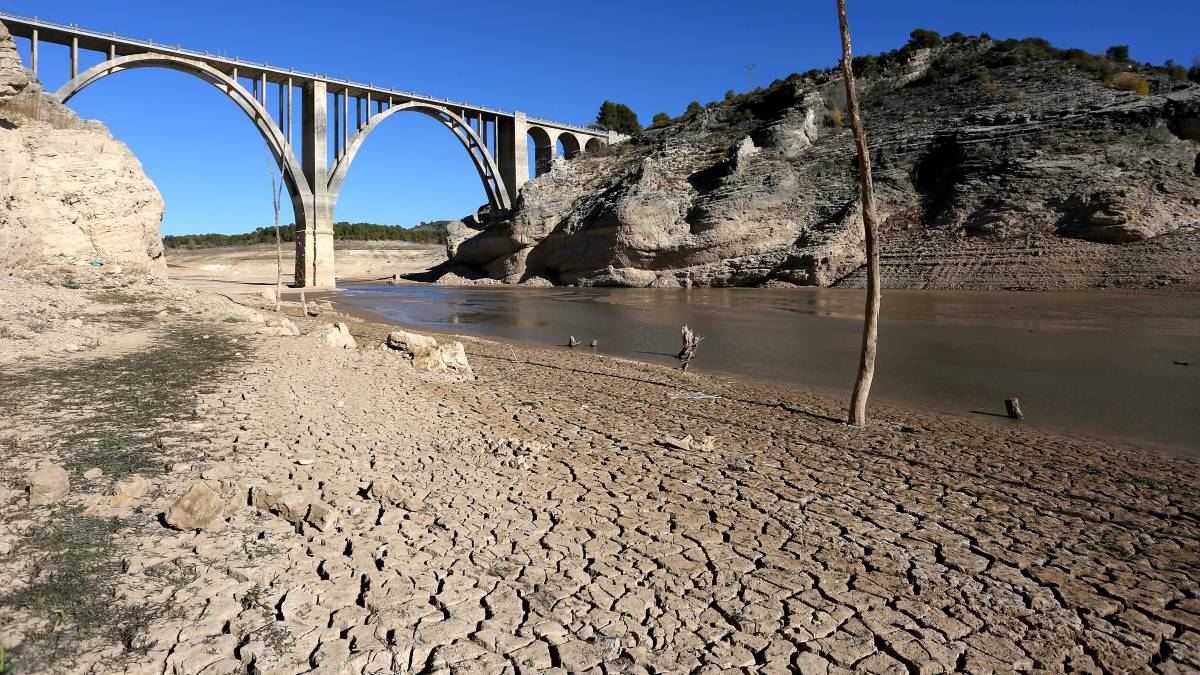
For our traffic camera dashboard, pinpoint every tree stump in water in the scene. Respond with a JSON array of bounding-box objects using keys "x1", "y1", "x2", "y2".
[
  {"x1": 1005, "y1": 398, "x2": 1024, "y2": 420},
  {"x1": 678, "y1": 325, "x2": 704, "y2": 372}
]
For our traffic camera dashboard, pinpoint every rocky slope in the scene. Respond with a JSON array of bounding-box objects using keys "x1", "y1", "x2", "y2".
[
  {"x1": 447, "y1": 36, "x2": 1200, "y2": 289},
  {"x1": 0, "y1": 23, "x2": 166, "y2": 276}
]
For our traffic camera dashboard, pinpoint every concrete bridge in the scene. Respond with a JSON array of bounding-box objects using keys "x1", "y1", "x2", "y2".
[{"x1": 0, "y1": 13, "x2": 620, "y2": 287}]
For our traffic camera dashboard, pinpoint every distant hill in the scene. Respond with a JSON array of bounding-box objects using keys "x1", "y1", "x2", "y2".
[{"x1": 163, "y1": 220, "x2": 450, "y2": 249}]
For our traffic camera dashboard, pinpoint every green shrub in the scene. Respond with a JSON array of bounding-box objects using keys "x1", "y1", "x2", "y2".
[
  {"x1": 907, "y1": 28, "x2": 943, "y2": 50},
  {"x1": 595, "y1": 101, "x2": 642, "y2": 135},
  {"x1": 1165, "y1": 62, "x2": 1188, "y2": 81},
  {"x1": 1105, "y1": 45, "x2": 1130, "y2": 61},
  {"x1": 651, "y1": 112, "x2": 671, "y2": 127},
  {"x1": 852, "y1": 54, "x2": 880, "y2": 78},
  {"x1": 685, "y1": 101, "x2": 703, "y2": 116},
  {"x1": 1188, "y1": 60, "x2": 1200, "y2": 83},
  {"x1": 1107, "y1": 72, "x2": 1150, "y2": 95}
]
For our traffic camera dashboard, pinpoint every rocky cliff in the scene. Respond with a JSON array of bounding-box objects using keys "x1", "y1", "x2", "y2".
[
  {"x1": 447, "y1": 36, "x2": 1200, "y2": 289},
  {"x1": 0, "y1": 24, "x2": 166, "y2": 276}
]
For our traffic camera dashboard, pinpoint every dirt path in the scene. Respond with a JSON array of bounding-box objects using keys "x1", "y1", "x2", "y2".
[{"x1": 0, "y1": 273, "x2": 1197, "y2": 674}]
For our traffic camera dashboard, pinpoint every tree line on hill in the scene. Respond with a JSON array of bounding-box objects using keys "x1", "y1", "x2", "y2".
[
  {"x1": 595, "y1": 29, "x2": 1200, "y2": 135},
  {"x1": 163, "y1": 220, "x2": 449, "y2": 249}
]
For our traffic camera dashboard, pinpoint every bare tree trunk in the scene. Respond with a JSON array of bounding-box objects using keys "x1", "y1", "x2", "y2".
[
  {"x1": 265, "y1": 147, "x2": 285, "y2": 313},
  {"x1": 837, "y1": 0, "x2": 882, "y2": 426}
]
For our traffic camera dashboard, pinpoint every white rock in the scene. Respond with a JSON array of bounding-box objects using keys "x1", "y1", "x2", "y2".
[{"x1": 27, "y1": 462, "x2": 70, "y2": 506}]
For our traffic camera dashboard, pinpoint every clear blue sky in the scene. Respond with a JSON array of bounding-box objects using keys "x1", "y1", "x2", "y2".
[{"x1": 6, "y1": 0, "x2": 1198, "y2": 236}]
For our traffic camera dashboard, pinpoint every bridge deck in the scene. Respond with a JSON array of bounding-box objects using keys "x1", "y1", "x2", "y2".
[{"x1": 0, "y1": 11, "x2": 604, "y2": 137}]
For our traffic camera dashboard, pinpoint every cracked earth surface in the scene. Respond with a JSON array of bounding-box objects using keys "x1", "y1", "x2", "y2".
[{"x1": 1, "y1": 281, "x2": 1198, "y2": 674}]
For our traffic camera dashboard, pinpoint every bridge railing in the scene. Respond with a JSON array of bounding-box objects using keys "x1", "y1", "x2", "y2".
[{"x1": 0, "y1": 10, "x2": 606, "y2": 137}]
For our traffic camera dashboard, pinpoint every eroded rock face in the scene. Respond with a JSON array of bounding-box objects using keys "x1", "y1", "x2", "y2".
[
  {"x1": 0, "y1": 23, "x2": 166, "y2": 275},
  {"x1": 448, "y1": 42, "x2": 1200, "y2": 290}
]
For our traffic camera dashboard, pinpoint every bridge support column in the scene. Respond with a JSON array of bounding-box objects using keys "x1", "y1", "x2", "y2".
[
  {"x1": 296, "y1": 81, "x2": 336, "y2": 288},
  {"x1": 497, "y1": 111, "x2": 528, "y2": 207}
]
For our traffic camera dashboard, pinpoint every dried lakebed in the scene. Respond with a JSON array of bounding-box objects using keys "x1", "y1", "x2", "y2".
[
  {"x1": 0, "y1": 274, "x2": 1197, "y2": 673},
  {"x1": 339, "y1": 285, "x2": 1200, "y2": 456}
]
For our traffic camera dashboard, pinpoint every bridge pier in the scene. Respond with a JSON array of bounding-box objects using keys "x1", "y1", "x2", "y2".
[
  {"x1": 296, "y1": 81, "x2": 336, "y2": 288},
  {"x1": 497, "y1": 112, "x2": 528, "y2": 202}
]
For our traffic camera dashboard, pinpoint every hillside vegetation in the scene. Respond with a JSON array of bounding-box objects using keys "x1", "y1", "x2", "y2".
[{"x1": 163, "y1": 221, "x2": 449, "y2": 249}]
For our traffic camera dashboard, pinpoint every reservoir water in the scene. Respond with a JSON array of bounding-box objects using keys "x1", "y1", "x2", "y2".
[{"x1": 340, "y1": 285, "x2": 1200, "y2": 456}]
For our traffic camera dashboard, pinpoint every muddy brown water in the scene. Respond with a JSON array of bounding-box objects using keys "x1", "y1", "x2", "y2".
[{"x1": 340, "y1": 285, "x2": 1200, "y2": 456}]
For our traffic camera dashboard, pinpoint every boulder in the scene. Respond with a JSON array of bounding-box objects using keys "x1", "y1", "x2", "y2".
[
  {"x1": 386, "y1": 330, "x2": 438, "y2": 352},
  {"x1": 27, "y1": 462, "x2": 70, "y2": 506},
  {"x1": 83, "y1": 467, "x2": 103, "y2": 479},
  {"x1": 411, "y1": 342, "x2": 472, "y2": 374},
  {"x1": 260, "y1": 288, "x2": 277, "y2": 303},
  {"x1": 164, "y1": 483, "x2": 225, "y2": 530},
  {"x1": 321, "y1": 322, "x2": 357, "y2": 350}
]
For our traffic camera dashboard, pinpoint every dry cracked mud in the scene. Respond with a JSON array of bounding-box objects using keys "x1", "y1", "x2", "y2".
[{"x1": 0, "y1": 274, "x2": 1197, "y2": 674}]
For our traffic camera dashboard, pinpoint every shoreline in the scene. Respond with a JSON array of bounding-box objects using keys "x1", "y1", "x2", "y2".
[{"x1": 326, "y1": 282, "x2": 1200, "y2": 460}]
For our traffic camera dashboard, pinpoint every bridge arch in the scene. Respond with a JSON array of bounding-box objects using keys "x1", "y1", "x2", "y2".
[
  {"x1": 585, "y1": 137, "x2": 604, "y2": 153},
  {"x1": 328, "y1": 101, "x2": 510, "y2": 211},
  {"x1": 54, "y1": 53, "x2": 311, "y2": 221},
  {"x1": 527, "y1": 126, "x2": 555, "y2": 177},
  {"x1": 557, "y1": 132, "x2": 582, "y2": 159}
]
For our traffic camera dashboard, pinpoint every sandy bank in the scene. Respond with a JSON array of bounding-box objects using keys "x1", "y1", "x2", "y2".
[{"x1": 165, "y1": 241, "x2": 446, "y2": 294}]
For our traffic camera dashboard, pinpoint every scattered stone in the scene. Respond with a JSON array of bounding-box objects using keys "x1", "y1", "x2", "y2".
[
  {"x1": 306, "y1": 500, "x2": 339, "y2": 531},
  {"x1": 164, "y1": 483, "x2": 225, "y2": 530},
  {"x1": 27, "y1": 462, "x2": 70, "y2": 506},
  {"x1": 386, "y1": 330, "x2": 437, "y2": 352},
  {"x1": 410, "y1": 342, "x2": 472, "y2": 374},
  {"x1": 321, "y1": 322, "x2": 357, "y2": 350},
  {"x1": 83, "y1": 467, "x2": 103, "y2": 479},
  {"x1": 112, "y1": 474, "x2": 151, "y2": 500},
  {"x1": 274, "y1": 492, "x2": 311, "y2": 525},
  {"x1": 260, "y1": 288, "x2": 276, "y2": 303},
  {"x1": 252, "y1": 485, "x2": 284, "y2": 510},
  {"x1": 662, "y1": 435, "x2": 693, "y2": 451}
]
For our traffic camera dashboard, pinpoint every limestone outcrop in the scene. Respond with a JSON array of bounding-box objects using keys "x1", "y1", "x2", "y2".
[
  {"x1": 448, "y1": 38, "x2": 1200, "y2": 290},
  {"x1": 0, "y1": 23, "x2": 166, "y2": 275}
]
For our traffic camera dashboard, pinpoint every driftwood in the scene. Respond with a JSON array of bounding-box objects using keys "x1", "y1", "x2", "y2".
[
  {"x1": 1005, "y1": 398, "x2": 1024, "y2": 420},
  {"x1": 678, "y1": 324, "x2": 704, "y2": 372},
  {"x1": 568, "y1": 336, "x2": 579, "y2": 348}
]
